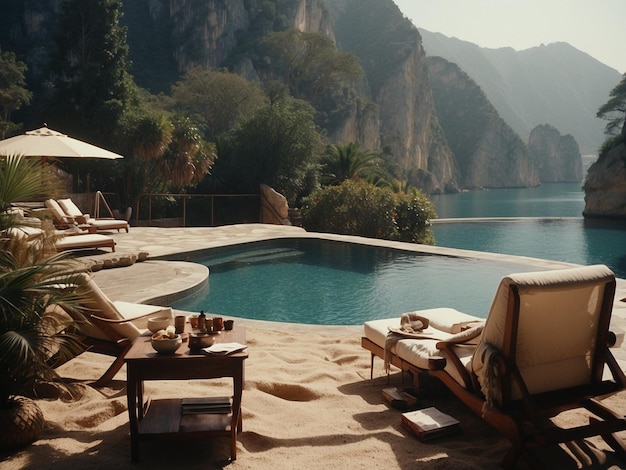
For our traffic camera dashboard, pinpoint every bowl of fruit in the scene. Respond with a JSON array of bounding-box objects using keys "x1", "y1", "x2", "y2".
[{"x1": 151, "y1": 326, "x2": 182, "y2": 354}]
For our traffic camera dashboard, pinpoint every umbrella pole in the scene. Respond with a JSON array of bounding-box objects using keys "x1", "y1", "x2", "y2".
[{"x1": 86, "y1": 173, "x2": 91, "y2": 214}]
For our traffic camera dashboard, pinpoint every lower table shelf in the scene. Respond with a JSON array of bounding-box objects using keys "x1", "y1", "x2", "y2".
[{"x1": 138, "y1": 398, "x2": 234, "y2": 437}]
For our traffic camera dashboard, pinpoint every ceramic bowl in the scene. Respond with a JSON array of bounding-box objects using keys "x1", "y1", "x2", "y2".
[
  {"x1": 147, "y1": 316, "x2": 172, "y2": 334},
  {"x1": 189, "y1": 333, "x2": 217, "y2": 350},
  {"x1": 151, "y1": 334, "x2": 182, "y2": 354}
]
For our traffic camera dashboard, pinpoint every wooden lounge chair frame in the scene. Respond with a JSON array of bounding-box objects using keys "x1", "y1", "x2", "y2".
[
  {"x1": 59, "y1": 274, "x2": 172, "y2": 387},
  {"x1": 427, "y1": 265, "x2": 626, "y2": 468}
]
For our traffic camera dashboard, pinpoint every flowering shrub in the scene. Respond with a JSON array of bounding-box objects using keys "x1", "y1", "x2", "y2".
[{"x1": 301, "y1": 180, "x2": 436, "y2": 244}]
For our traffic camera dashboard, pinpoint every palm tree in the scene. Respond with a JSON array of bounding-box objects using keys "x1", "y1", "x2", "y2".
[
  {"x1": 0, "y1": 154, "x2": 87, "y2": 450},
  {"x1": 157, "y1": 115, "x2": 216, "y2": 188},
  {"x1": 320, "y1": 142, "x2": 384, "y2": 185}
]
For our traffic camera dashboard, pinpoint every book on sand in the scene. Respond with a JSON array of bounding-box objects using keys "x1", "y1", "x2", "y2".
[
  {"x1": 401, "y1": 407, "x2": 460, "y2": 441},
  {"x1": 382, "y1": 387, "x2": 418, "y2": 410}
]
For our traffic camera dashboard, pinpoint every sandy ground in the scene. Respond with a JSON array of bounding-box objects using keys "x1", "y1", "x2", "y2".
[{"x1": 2, "y1": 325, "x2": 626, "y2": 470}]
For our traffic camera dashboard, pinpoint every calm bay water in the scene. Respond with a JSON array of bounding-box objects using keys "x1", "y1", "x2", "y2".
[
  {"x1": 430, "y1": 183, "x2": 586, "y2": 218},
  {"x1": 430, "y1": 183, "x2": 626, "y2": 278}
]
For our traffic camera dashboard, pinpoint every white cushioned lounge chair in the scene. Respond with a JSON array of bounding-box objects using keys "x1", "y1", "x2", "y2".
[
  {"x1": 430, "y1": 264, "x2": 626, "y2": 467},
  {"x1": 45, "y1": 198, "x2": 129, "y2": 233},
  {"x1": 364, "y1": 265, "x2": 626, "y2": 467},
  {"x1": 57, "y1": 273, "x2": 172, "y2": 386},
  {"x1": 9, "y1": 224, "x2": 116, "y2": 252}
]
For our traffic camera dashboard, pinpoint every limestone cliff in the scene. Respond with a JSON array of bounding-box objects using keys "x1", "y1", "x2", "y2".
[
  {"x1": 426, "y1": 57, "x2": 539, "y2": 189},
  {"x1": 168, "y1": 0, "x2": 251, "y2": 72},
  {"x1": 331, "y1": 0, "x2": 458, "y2": 193},
  {"x1": 528, "y1": 124, "x2": 583, "y2": 183},
  {"x1": 583, "y1": 124, "x2": 626, "y2": 219}
]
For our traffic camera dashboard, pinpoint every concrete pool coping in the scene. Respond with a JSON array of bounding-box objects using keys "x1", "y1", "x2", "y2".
[{"x1": 89, "y1": 223, "x2": 626, "y2": 364}]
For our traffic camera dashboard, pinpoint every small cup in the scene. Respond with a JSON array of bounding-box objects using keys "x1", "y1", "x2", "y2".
[
  {"x1": 174, "y1": 315, "x2": 186, "y2": 334},
  {"x1": 189, "y1": 315, "x2": 199, "y2": 329},
  {"x1": 205, "y1": 317, "x2": 214, "y2": 333},
  {"x1": 224, "y1": 319, "x2": 234, "y2": 331},
  {"x1": 213, "y1": 316, "x2": 224, "y2": 331}
]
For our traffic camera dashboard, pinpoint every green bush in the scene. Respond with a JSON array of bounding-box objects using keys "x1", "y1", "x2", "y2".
[
  {"x1": 301, "y1": 180, "x2": 436, "y2": 244},
  {"x1": 393, "y1": 189, "x2": 436, "y2": 244}
]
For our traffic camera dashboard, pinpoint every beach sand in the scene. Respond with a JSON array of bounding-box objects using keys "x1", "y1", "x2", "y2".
[{"x1": 2, "y1": 325, "x2": 626, "y2": 469}]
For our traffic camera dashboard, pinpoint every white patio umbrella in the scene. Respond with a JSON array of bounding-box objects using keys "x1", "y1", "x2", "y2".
[
  {"x1": 0, "y1": 125, "x2": 123, "y2": 159},
  {"x1": 0, "y1": 125, "x2": 123, "y2": 213}
]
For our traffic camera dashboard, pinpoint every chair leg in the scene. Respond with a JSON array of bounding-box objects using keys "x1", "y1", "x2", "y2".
[
  {"x1": 370, "y1": 353, "x2": 374, "y2": 380},
  {"x1": 502, "y1": 441, "x2": 523, "y2": 469},
  {"x1": 589, "y1": 416, "x2": 626, "y2": 462},
  {"x1": 92, "y1": 343, "x2": 133, "y2": 387}
]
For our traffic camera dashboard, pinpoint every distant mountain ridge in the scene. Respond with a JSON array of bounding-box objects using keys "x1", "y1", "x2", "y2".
[{"x1": 418, "y1": 29, "x2": 622, "y2": 154}]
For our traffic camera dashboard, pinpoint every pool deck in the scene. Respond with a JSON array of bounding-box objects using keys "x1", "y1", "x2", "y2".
[{"x1": 88, "y1": 223, "x2": 626, "y2": 366}]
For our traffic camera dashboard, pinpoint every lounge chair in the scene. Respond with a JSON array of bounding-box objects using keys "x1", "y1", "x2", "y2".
[
  {"x1": 9, "y1": 224, "x2": 116, "y2": 252},
  {"x1": 424, "y1": 265, "x2": 626, "y2": 467},
  {"x1": 45, "y1": 198, "x2": 129, "y2": 233},
  {"x1": 55, "y1": 233, "x2": 116, "y2": 252},
  {"x1": 58, "y1": 273, "x2": 173, "y2": 386}
]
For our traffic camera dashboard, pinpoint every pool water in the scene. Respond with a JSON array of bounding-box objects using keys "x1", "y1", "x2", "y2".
[{"x1": 173, "y1": 239, "x2": 546, "y2": 325}]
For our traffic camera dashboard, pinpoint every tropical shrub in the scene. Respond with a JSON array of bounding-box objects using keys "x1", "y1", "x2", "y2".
[
  {"x1": 0, "y1": 155, "x2": 87, "y2": 427},
  {"x1": 301, "y1": 180, "x2": 436, "y2": 244}
]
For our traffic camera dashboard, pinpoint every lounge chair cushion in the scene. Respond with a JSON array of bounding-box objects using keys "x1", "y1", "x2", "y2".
[
  {"x1": 472, "y1": 264, "x2": 615, "y2": 399},
  {"x1": 57, "y1": 198, "x2": 86, "y2": 219},
  {"x1": 364, "y1": 308, "x2": 484, "y2": 378},
  {"x1": 55, "y1": 233, "x2": 115, "y2": 251},
  {"x1": 364, "y1": 308, "x2": 482, "y2": 353},
  {"x1": 397, "y1": 339, "x2": 475, "y2": 385},
  {"x1": 45, "y1": 199, "x2": 73, "y2": 225},
  {"x1": 78, "y1": 274, "x2": 172, "y2": 341}
]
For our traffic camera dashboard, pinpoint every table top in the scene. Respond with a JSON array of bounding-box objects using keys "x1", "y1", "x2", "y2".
[{"x1": 125, "y1": 324, "x2": 247, "y2": 362}]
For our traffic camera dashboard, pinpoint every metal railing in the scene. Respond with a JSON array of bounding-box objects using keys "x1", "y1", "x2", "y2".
[{"x1": 135, "y1": 193, "x2": 260, "y2": 227}]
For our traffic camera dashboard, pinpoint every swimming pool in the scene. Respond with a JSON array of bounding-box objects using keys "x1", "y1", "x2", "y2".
[{"x1": 172, "y1": 238, "x2": 550, "y2": 325}]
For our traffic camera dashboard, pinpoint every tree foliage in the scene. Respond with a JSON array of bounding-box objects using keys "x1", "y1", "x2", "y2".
[
  {"x1": 171, "y1": 68, "x2": 267, "y2": 139},
  {"x1": 216, "y1": 98, "x2": 321, "y2": 203},
  {"x1": 597, "y1": 73, "x2": 626, "y2": 158},
  {"x1": 262, "y1": 30, "x2": 363, "y2": 106},
  {"x1": 0, "y1": 51, "x2": 32, "y2": 139},
  {"x1": 47, "y1": 0, "x2": 137, "y2": 145},
  {"x1": 115, "y1": 111, "x2": 215, "y2": 208},
  {"x1": 597, "y1": 73, "x2": 626, "y2": 137},
  {"x1": 320, "y1": 141, "x2": 385, "y2": 185}
]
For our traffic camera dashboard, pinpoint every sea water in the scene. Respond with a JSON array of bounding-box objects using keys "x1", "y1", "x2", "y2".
[{"x1": 430, "y1": 183, "x2": 626, "y2": 278}]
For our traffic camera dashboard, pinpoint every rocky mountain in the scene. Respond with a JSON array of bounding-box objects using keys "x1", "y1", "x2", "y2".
[
  {"x1": 528, "y1": 124, "x2": 582, "y2": 183},
  {"x1": 584, "y1": 123, "x2": 626, "y2": 219},
  {"x1": 418, "y1": 29, "x2": 622, "y2": 155},
  {"x1": 0, "y1": 0, "x2": 588, "y2": 194},
  {"x1": 426, "y1": 57, "x2": 539, "y2": 189}
]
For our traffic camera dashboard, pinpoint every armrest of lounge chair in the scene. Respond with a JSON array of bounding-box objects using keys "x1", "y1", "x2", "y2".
[
  {"x1": 89, "y1": 307, "x2": 167, "y2": 324},
  {"x1": 431, "y1": 325, "x2": 485, "y2": 389}
]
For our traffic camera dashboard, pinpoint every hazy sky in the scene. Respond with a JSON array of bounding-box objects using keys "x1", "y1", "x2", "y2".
[{"x1": 393, "y1": 0, "x2": 625, "y2": 74}]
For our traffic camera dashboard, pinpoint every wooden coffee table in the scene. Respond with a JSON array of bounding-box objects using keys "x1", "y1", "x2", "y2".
[{"x1": 124, "y1": 324, "x2": 247, "y2": 462}]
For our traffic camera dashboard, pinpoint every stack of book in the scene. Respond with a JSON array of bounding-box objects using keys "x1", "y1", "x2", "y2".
[
  {"x1": 181, "y1": 397, "x2": 232, "y2": 415},
  {"x1": 401, "y1": 407, "x2": 461, "y2": 441}
]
